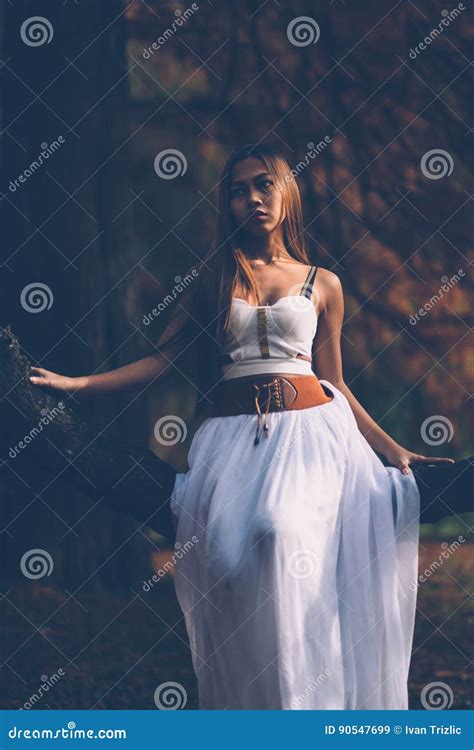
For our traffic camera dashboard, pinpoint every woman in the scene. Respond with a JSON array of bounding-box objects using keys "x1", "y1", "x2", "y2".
[{"x1": 29, "y1": 144, "x2": 467, "y2": 710}]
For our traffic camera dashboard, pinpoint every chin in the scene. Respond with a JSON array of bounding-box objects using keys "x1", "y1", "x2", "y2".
[{"x1": 238, "y1": 222, "x2": 275, "y2": 237}]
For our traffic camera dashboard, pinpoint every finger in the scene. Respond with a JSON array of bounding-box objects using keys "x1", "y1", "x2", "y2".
[
  {"x1": 427, "y1": 457, "x2": 456, "y2": 464},
  {"x1": 411, "y1": 456, "x2": 455, "y2": 465},
  {"x1": 399, "y1": 464, "x2": 411, "y2": 475},
  {"x1": 29, "y1": 376, "x2": 50, "y2": 386},
  {"x1": 29, "y1": 367, "x2": 47, "y2": 376}
]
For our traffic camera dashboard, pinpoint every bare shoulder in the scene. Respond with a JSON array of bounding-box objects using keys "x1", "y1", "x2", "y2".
[{"x1": 315, "y1": 268, "x2": 343, "y2": 313}]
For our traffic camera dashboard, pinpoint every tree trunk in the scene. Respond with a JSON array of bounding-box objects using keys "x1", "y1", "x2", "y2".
[{"x1": 0, "y1": 326, "x2": 177, "y2": 539}]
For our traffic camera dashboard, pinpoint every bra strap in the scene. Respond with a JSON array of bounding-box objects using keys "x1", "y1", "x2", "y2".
[{"x1": 300, "y1": 265, "x2": 318, "y2": 299}]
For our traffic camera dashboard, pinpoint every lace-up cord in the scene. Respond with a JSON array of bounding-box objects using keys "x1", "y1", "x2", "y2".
[{"x1": 252, "y1": 377, "x2": 281, "y2": 445}]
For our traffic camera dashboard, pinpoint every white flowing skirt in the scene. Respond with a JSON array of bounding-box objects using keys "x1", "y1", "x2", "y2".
[{"x1": 170, "y1": 380, "x2": 420, "y2": 710}]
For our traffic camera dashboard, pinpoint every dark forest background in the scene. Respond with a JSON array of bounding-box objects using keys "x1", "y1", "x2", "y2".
[{"x1": 0, "y1": 0, "x2": 472, "y2": 710}]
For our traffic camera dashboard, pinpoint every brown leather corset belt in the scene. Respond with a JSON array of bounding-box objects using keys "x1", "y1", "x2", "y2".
[{"x1": 213, "y1": 373, "x2": 335, "y2": 446}]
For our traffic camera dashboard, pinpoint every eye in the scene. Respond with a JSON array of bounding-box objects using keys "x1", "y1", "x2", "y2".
[
  {"x1": 259, "y1": 179, "x2": 274, "y2": 191},
  {"x1": 230, "y1": 187, "x2": 244, "y2": 198}
]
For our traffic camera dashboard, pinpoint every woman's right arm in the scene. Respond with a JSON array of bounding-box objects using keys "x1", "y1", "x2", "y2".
[{"x1": 29, "y1": 304, "x2": 191, "y2": 398}]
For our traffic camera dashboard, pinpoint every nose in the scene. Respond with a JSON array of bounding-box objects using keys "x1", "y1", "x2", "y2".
[{"x1": 247, "y1": 189, "x2": 263, "y2": 208}]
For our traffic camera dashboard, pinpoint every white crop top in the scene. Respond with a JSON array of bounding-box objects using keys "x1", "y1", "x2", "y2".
[{"x1": 219, "y1": 266, "x2": 319, "y2": 381}]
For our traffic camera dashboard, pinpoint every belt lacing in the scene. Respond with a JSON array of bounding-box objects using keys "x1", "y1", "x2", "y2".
[{"x1": 253, "y1": 377, "x2": 280, "y2": 445}]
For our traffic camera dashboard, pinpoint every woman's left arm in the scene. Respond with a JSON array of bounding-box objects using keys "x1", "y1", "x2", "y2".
[{"x1": 312, "y1": 270, "x2": 454, "y2": 475}]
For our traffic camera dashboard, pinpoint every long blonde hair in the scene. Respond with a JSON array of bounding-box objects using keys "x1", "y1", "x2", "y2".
[{"x1": 156, "y1": 143, "x2": 313, "y2": 411}]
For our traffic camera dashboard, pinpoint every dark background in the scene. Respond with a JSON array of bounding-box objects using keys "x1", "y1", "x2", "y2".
[{"x1": 0, "y1": 0, "x2": 472, "y2": 710}]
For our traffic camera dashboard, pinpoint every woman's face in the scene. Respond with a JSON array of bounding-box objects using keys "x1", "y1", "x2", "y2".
[{"x1": 229, "y1": 156, "x2": 285, "y2": 236}]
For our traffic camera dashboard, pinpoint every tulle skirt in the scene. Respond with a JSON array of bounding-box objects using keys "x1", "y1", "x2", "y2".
[{"x1": 170, "y1": 379, "x2": 420, "y2": 709}]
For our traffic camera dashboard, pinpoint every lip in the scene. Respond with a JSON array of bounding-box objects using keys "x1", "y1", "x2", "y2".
[{"x1": 248, "y1": 211, "x2": 268, "y2": 220}]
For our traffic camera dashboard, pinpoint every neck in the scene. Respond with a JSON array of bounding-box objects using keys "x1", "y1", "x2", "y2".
[{"x1": 240, "y1": 231, "x2": 290, "y2": 265}]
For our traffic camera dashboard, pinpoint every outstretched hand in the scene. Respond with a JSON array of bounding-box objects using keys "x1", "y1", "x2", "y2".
[
  {"x1": 385, "y1": 448, "x2": 455, "y2": 475},
  {"x1": 28, "y1": 367, "x2": 83, "y2": 395}
]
